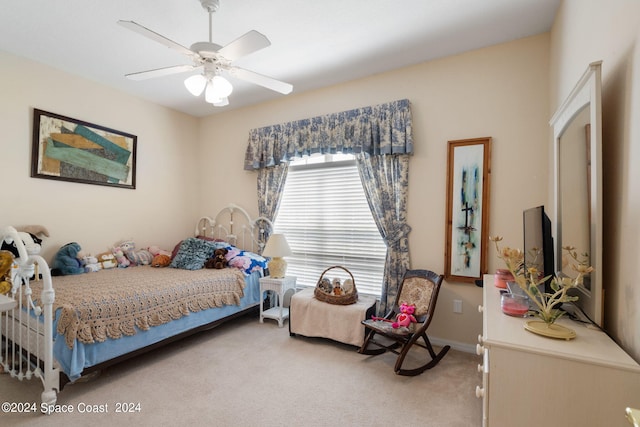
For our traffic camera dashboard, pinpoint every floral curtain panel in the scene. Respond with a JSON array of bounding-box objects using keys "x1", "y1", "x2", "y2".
[
  {"x1": 256, "y1": 163, "x2": 288, "y2": 228},
  {"x1": 244, "y1": 99, "x2": 413, "y2": 170},
  {"x1": 356, "y1": 153, "x2": 411, "y2": 314}
]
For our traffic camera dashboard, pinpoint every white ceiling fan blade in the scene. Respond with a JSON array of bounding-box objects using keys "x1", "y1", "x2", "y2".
[
  {"x1": 229, "y1": 67, "x2": 293, "y2": 95},
  {"x1": 118, "y1": 20, "x2": 195, "y2": 58},
  {"x1": 125, "y1": 64, "x2": 200, "y2": 81},
  {"x1": 217, "y1": 30, "x2": 271, "y2": 61}
]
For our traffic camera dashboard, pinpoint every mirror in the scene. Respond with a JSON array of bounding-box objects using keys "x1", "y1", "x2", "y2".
[
  {"x1": 559, "y1": 105, "x2": 591, "y2": 288},
  {"x1": 550, "y1": 61, "x2": 603, "y2": 327}
]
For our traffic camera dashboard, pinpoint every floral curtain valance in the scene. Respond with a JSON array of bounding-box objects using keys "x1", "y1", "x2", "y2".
[{"x1": 244, "y1": 99, "x2": 413, "y2": 170}]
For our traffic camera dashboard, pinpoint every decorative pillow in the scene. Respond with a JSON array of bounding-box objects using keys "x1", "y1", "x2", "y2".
[
  {"x1": 170, "y1": 238, "x2": 216, "y2": 270},
  {"x1": 171, "y1": 236, "x2": 223, "y2": 260},
  {"x1": 171, "y1": 241, "x2": 183, "y2": 260},
  {"x1": 225, "y1": 246, "x2": 268, "y2": 275}
]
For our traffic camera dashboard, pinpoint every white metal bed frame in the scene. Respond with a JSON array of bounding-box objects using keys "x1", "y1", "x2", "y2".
[
  {"x1": 195, "y1": 203, "x2": 273, "y2": 254},
  {"x1": 1, "y1": 225, "x2": 58, "y2": 406},
  {"x1": 0, "y1": 204, "x2": 273, "y2": 407}
]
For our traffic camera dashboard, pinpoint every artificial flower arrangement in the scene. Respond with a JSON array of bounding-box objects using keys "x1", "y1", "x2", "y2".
[{"x1": 490, "y1": 236, "x2": 593, "y2": 325}]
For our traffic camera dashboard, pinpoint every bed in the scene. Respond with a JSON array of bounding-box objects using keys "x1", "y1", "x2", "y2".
[{"x1": 0, "y1": 204, "x2": 272, "y2": 406}]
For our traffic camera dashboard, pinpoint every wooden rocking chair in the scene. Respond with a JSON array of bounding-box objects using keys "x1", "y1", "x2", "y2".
[{"x1": 358, "y1": 269, "x2": 450, "y2": 376}]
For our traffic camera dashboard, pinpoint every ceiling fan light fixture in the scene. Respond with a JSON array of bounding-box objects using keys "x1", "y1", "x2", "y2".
[
  {"x1": 204, "y1": 75, "x2": 233, "y2": 104},
  {"x1": 184, "y1": 74, "x2": 207, "y2": 96},
  {"x1": 204, "y1": 86, "x2": 219, "y2": 104},
  {"x1": 121, "y1": 0, "x2": 292, "y2": 110},
  {"x1": 213, "y1": 97, "x2": 229, "y2": 107},
  {"x1": 213, "y1": 75, "x2": 233, "y2": 97}
]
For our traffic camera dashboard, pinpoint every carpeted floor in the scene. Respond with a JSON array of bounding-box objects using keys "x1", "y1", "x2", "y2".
[{"x1": 0, "y1": 313, "x2": 482, "y2": 426}]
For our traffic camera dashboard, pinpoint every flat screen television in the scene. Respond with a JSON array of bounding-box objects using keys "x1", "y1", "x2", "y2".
[{"x1": 523, "y1": 205, "x2": 554, "y2": 294}]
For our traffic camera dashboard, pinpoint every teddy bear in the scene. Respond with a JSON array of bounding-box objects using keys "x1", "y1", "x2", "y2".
[
  {"x1": 151, "y1": 254, "x2": 171, "y2": 268},
  {"x1": 118, "y1": 240, "x2": 153, "y2": 266},
  {"x1": 148, "y1": 245, "x2": 172, "y2": 268},
  {"x1": 111, "y1": 246, "x2": 130, "y2": 268},
  {"x1": 392, "y1": 302, "x2": 417, "y2": 329},
  {"x1": 51, "y1": 242, "x2": 85, "y2": 276},
  {"x1": 205, "y1": 248, "x2": 228, "y2": 269},
  {"x1": 0, "y1": 250, "x2": 14, "y2": 295}
]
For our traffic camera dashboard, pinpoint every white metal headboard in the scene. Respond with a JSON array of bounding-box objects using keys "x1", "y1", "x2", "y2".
[{"x1": 194, "y1": 204, "x2": 273, "y2": 254}]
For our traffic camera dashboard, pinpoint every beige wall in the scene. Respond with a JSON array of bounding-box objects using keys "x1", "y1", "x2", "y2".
[
  {"x1": 198, "y1": 34, "x2": 551, "y2": 347},
  {"x1": 1, "y1": 51, "x2": 200, "y2": 261},
  {"x1": 550, "y1": 0, "x2": 640, "y2": 361}
]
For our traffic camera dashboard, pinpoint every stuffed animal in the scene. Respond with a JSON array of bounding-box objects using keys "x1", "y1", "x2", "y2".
[
  {"x1": 151, "y1": 254, "x2": 171, "y2": 268},
  {"x1": 147, "y1": 245, "x2": 171, "y2": 268},
  {"x1": 51, "y1": 242, "x2": 85, "y2": 276},
  {"x1": 392, "y1": 302, "x2": 417, "y2": 329},
  {"x1": 1, "y1": 225, "x2": 49, "y2": 281},
  {"x1": 96, "y1": 251, "x2": 117, "y2": 269},
  {"x1": 0, "y1": 250, "x2": 14, "y2": 295},
  {"x1": 342, "y1": 278, "x2": 354, "y2": 294},
  {"x1": 0, "y1": 226, "x2": 48, "y2": 258},
  {"x1": 81, "y1": 255, "x2": 101, "y2": 273},
  {"x1": 111, "y1": 247, "x2": 130, "y2": 268},
  {"x1": 317, "y1": 277, "x2": 333, "y2": 294},
  {"x1": 205, "y1": 248, "x2": 228, "y2": 269},
  {"x1": 118, "y1": 240, "x2": 153, "y2": 266},
  {"x1": 332, "y1": 278, "x2": 342, "y2": 296},
  {"x1": 148, "y1": 245, "x2": 171, "y2": 257}
]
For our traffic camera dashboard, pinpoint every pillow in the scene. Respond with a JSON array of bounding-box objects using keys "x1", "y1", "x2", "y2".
[
  {"x1": 225, "y1": 246, "x2": 268, "y2": 275},
  {"x1": 170, "y1": 237, "x2": 216, "y2": 270},
  {"x1": 213, "y1": 241, "x2": 233, "y2": 251},
  {"x1": 171, "y1": 236, "x2": 224, "y2": 260},
  {"x1": 171, "y1": 241, "x2": 182, "y2": 260}
]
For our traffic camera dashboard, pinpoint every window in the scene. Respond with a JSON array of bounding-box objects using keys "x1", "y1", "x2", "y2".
[{"x1": 273, "y1": 154, "x2": 387, "y2": 296}]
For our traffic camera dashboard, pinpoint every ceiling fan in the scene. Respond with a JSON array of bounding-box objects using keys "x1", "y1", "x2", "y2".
[{"x1": 118, "y1": 0, "x2": 293, "y2": 106}]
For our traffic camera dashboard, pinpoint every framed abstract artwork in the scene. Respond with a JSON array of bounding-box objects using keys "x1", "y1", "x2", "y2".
[
  {"x1": 444, "y1": 137, "x2": 492, "y2": 283},
  {"x1": 31, "y1": 109, "x2": 137, "y2": 189}
]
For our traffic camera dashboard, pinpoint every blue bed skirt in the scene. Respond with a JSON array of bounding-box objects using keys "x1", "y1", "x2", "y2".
[{"x1": 53, "y1": 271, "x2": 261, "y2": 381}]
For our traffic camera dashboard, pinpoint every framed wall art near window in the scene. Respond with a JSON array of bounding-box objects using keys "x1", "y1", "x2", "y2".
[
  {"x1": 31, "y1": 109, "x2": 137, "y2": 189},
  {"x1": 444, "y1": 137, "x2": 492, "y2": 283}
]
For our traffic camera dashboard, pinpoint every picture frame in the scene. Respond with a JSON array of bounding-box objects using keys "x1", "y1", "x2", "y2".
[
  {"x1": 31, "y1": 109, "x2": 137, "y2": 189},
  {"x1": 444, "y1": 137, "x2": 492, "y2": 283}
]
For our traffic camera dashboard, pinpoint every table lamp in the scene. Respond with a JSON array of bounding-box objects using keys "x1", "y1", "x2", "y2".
[{"x1": 263, "y1": 234, "x2": 292, "y2": 278}]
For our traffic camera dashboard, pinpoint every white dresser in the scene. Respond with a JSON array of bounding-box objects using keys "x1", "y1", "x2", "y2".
[{"x1": 477, "y1": 275, "x2": 640, "y2": 427}]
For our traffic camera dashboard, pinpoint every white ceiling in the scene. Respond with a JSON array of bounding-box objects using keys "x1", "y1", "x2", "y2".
[{"x1": 0, "y1": 0, "x2": 559, "y2": 118}]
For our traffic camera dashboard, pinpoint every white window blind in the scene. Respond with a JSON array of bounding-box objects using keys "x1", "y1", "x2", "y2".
[{"x1": 273, "y1": 156, "x2": 387, "y2": 296}]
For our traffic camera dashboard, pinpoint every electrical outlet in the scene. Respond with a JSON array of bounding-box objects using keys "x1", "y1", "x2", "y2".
[{"x1": 453, "y1": 299, "x2": 463, "y2": 313}]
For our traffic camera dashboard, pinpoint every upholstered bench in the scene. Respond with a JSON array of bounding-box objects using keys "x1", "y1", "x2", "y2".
[{"x1": 289, "y1": 287, "x2": 377, "y2": 347}]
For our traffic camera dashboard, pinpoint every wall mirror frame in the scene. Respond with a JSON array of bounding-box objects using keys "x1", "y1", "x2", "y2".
[{"x1": 549, "y1": 61, "x2": 603, "y2": 327}]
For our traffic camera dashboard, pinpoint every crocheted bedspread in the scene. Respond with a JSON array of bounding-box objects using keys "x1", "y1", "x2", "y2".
[{"x1": 27, "y1": 266, "x2": 246, "y2": 349}]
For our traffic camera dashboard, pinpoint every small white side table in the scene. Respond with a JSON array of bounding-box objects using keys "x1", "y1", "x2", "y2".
[
  {"x1": 0, "y1": 293, "x2": 17, "y2": 312},
  {"x1": 259, "y1": 276, "x2": 296, "y2": 327}
]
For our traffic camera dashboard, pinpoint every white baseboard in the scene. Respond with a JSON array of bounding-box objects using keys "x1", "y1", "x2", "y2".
[{"x1": 430, "y1": 336, "x2": 476, "y2": 354}]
